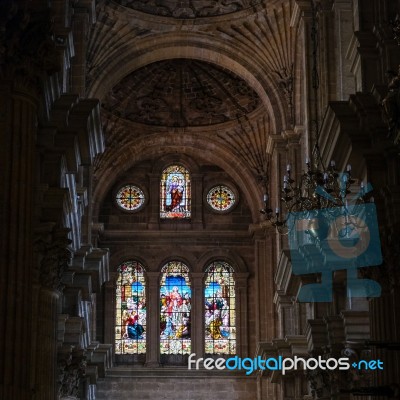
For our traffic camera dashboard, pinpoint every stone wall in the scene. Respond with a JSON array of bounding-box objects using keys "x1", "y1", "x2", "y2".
[{"x1": 96, "y1": 370, "x2": 257, "y2": 400}]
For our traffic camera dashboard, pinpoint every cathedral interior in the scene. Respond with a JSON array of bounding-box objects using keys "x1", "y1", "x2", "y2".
[{"x1": 1, "y1": 0, "x2": 400, "y2": 399}]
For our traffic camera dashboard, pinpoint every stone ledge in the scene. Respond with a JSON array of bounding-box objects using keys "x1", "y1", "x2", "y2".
[{"x1": 104, "y1": 366, "x2": 257, "y2": 379}]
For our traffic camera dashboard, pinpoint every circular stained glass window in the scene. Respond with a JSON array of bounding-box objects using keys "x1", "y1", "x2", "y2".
[
  {"x1": 116, "y1": 185, "x2": 145, "y2": 211},
  {"x1": 207, "y1": 185, "x2": 236, "y2": 212}
]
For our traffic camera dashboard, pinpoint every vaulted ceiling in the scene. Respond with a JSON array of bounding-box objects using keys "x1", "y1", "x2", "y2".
[
  {"x1": 102, "y1": 59, "x2": 261, "y2": 127},
  {"x1": 113, "y1": 0, "x2": 250, "y2": 18},
  {"x1": 90, "y1": 0, "x2": 298, "y2": 220}
]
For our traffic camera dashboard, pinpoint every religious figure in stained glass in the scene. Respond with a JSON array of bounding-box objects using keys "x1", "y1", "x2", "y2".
[
  {"x1": 115, "y1": 261, "x2": 146, "y2": 354},
  {"x1": 160, "y1": 262, "x2": 191, "y2": 354},
  {"x1": 204, "y1": 261, "x2": 236, "y2": 354},
  {"x1": 160, "y1": 165, "x2": 191, "y2": 219}
]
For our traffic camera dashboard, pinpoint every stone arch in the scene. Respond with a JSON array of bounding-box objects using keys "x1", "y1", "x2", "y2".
[
  {"x1": 151, "y1": 153, "x2": 200, "y2": 175},
  {"x1": 158, "y1": 256, "x2": 195, "y2": 274},
  {"x1": 110, "y1": 252, "x2": 150, "y2": 277},
  {"x1": 88, "y1": 37, "x2": 286, "y2": 133},
  {"x1": 93, "y1": 132, "x2": 264, "y2": 223},
  {"x1": 196, "y1": 249, "x2": 248, "y2": 273}
]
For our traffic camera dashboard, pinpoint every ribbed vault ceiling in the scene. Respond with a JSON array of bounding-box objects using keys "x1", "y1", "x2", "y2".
[
  {"x1": 102, "y1": 59, "x2": 261, "y2": 127},
  {"x1": 112, "y1": 0, "x2": 251, "y2": 18}
]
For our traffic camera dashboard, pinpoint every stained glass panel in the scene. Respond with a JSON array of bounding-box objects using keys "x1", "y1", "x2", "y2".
[
  {"x1": 207, "y1": 185, "x2": 236, "y2": 211},
  {"x1": 205, "y1": 261, "x2": 236, "y2": 354},
  {"x1": 160, "y1": 165, "x2": 191, "y2": 219},
  {"x1": 116, "y1": 185, "x2": 145, "y2": 211},
  {"x1": 160, "y1": 262, "x2": 191, "y2": 354},
  {"x1": 115, "y1": 261, "x2": 146, "y2": 354}
]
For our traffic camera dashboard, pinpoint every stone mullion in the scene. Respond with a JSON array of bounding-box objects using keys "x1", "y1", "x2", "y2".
[
  {"x1": 0, "y1": 82, "x2": 37, "y2": 399},
  {"x1": 191, "y1": 174, "x2": 203, "y2": 229},
  {"x1": 147, "y1": 174, "x2": 160, "y2": 229},
  {"x1": 235, "y1": 273, "x2": 249, "y2": 358},
  {"x1": 145, "y1": 272, "x2": 160, "y2": 367},
  {"x1": 191, "y1": 273, "x2": 204, "y2": 358}
]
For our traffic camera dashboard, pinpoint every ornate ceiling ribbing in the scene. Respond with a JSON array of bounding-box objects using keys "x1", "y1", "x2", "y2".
[
  {"x1": 102, "y1": 59, "x2": 261, "y2": 127},
  {"x1": 217, "y1": 114, "x2": 270, "y2": 180},
  {"x1": 112, "y1": 0, "x2": 251, "y2": 18},
  {"x1": 217, "y1": 2, "x2": 295, "y2": 125}
]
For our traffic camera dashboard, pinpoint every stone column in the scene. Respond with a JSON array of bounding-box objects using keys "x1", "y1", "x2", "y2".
[
  {"x1": 71, "y1": 1, "x2": 94, "y2": 96},
  {"x1": 332, "y1": 0, "x2": 356, "y2": 100},
  {"x1": 191, "y1": 273, "x2": 204, "y2": 358},
  {"x1": 293, "y1": 1, "x2": 316, "y2": 152},
  {"x1": 103, "y1": 280, "x2": 116, "y2": 347},
  {"x1": 266, "y1": 134, "x2": 288, "y2": 258},
  {"x1": 32, "y1": 225, "x2": 71, "y2": 399},
  {"x1": 145, "y1": 272, "x2": 160, "y2": 366},
  {"x1": 254, "y1": 226, "x2": 276, "y2": 343},
  {"x1": 33, "y1": 289, "x2": 61, "y2": 399},
  {"x1": 0, "y1": 76, "x2": 39, "y2": 399}
]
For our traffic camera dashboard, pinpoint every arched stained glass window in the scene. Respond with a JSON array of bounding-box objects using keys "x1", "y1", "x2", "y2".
[
  {"x1": 160, "y1": 165, "x2": 191, "y2": 219},
  {"x1": 207, "y1": 185, "x2": 236, "y2": 211},
  {"x1": 205, "y1": 261, "x2": 236, "y2": 354},
  {"x1": 115, "y1": 261, "x2": 146, "y2": 354},
  {"x1": 116, "y1": 185, "x2": 145, "y2": 211},
  {"x1": 160, "y1": 262, "x2": 191, "y2": 354}
]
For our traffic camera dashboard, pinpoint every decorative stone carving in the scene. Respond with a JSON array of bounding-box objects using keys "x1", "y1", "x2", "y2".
[
  {"x1": 391, "y1": 15, "x2": 400, "y2": 46},
  {"x1": 102, "y1": 59, "x2": 261, "y2": 127},
  {"x1": 272, "y1": 65, "x2": 294, "y2": 125},
  {"x1": 306, "y1": 368, "x2": 331, "y2": 399},
  {"x1": 112, "y1": 0, "x2": 248, "y2": 18},
  {"x1": 382, "y1": 67, "x2": 400, "y2": 146},
  {"x1": 217, "y1": 115, "x2": 270, "y2": 183},
  {"x1": 34, "y1": 224, "x2": 72, "y2": 290},
  {"x1": 341, "y1": 346, "x2": 373, "y2": 390},
  {"x1": 0, "y1": 3, "x2": 60, "y2": 86},
  {"x1": 57, "y1": 346, "x2": 87, "y2": 399}
]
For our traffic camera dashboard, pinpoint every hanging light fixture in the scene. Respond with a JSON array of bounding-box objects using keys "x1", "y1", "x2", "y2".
[
  {"x1": 260, "y1": 159, "x2": 374, "y2": 234},
  {"x1": 260, "y1": 0, "x2": 374, "y2": 234}
]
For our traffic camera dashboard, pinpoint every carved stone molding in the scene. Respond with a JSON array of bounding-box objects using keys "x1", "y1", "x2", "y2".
[
  {"x1": 0, "y1": 3, "x2": 61, "y2": 93},
  {"x1": 34, "y1": 224, "x2": 72, "y2": 290},
  {"x1": 102, "y1": 59, "x2": 261, "y2": 127},
  {"x1": 57, "y1": 346, "x2": 87, "y2": 399},
  {"x1": 111, "y1": 0, "x2": 250, "y2": 18}
]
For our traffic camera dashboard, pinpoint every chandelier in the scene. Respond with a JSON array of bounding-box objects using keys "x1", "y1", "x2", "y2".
[
  {"x1": 260, "y1": 0, "x2": 373, "y2": 234},
  {"x1": 260, "y1": 158, "x2": 374, "y2": 234}
]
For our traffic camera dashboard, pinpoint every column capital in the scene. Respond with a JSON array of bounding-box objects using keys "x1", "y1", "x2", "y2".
[
  {"x1": 0, "y1": 5, "x2": 61, "y2": 94},
  {"x1": 266, "y1": 134, "x2": 287, "y2": 154},
  {"x1": 282, "y1": 126, "x2": 304, "y2": 144}
]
